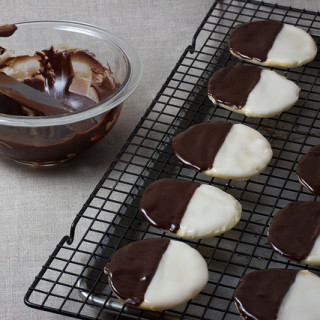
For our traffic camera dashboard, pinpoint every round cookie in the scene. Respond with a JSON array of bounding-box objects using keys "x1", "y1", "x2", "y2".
[
  {"x1": 208, "y1": 65, "x2": 300, "y2": 118},
  {"x1": 229, "y1": 20, "x2": 317, "y2": 67},
  {"x1": 104, "y1": 238, "x2": 208, "y2": 311},
  {"x1": 234, "y1": 269, "x2": 320, "y2": 320},
  {"x1": 139, "y1": 179, "x2": 242, "y2": 239},
  {"x1": 296, "y1": 145, "x2": 320, "y2": 196},
  {"x1": 268, "y1": 201, "x2": 320, "y2": 265},
  {"x1": 171, "y1": 121, "x2": 273, "y2": 180}
]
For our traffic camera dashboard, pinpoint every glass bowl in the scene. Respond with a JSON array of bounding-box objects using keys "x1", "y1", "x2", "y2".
[{"x1": 0, "y1": 20, "x2": 142, "y2": 166}]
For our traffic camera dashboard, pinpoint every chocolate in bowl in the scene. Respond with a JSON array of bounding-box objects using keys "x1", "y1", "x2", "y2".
[{"x1": 0, "y1": 21, "x2": 142, "y2": 166}]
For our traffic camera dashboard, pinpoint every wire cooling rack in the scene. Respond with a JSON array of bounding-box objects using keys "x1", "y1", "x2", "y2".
[{"x1": 25, "y1": 1, "x2": 320, "y2": 319}]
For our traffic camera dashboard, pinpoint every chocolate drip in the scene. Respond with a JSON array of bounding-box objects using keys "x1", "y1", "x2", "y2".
[
  {"x1": 208, "y1": 65, "x2": 262, "y2": 110},
  {"x1": 296, "y1": 145, "x2": 320, "y2": 196},
  {"x1": 234, "y1": 269, "x2": 299, "y2": 320},
  {"x1": 268, "y1": 201, "x2": 320, "y2": 261},
  {"x1": 104, "y1": 238, "x2": 170, "y2": 306},
  {"x1": 229, "y1": 20, "x2": 283, "y2": 62},
  {"x1": 171, "y1": 121, "x2": 233, "y2": 172},
  {"x1": 140, "y1": 179, "x2": 200, "y2": 233},
  {"x1": 0, "y1": 24, "x2": 17, "y2": 37}
]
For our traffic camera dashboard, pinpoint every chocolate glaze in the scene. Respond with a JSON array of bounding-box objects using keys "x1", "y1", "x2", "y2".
[
  {"x1": 234, "y1": 269, "x2": 299, "y2": 320},
  {"x1": 104, "y1": 238, "x2": 170, "y2": 306},
  {"x1": 140, "y1": 179, "x2": 200, "y2": 233},
  {"x1": 171, "y1": 121, "x2": 233, "y2": 172},
  {"x1": 0, "y1": 24, "x2": 17, "y2": 37},
  {"x1": 0, "y1": 47, "x2": 121, "y2": 163},
  {"x1": 229, "y1": 20, "x2": 283, "y2": 62},
  {"x1": 296, "y1": 145, "x2": 320, "y2": 196},
  {"x1": 268, "y1": 201, "x2": 320, "y2": 261},
  {"x1": 208, "y1": 65, "x2": 262, "y2": 110}
]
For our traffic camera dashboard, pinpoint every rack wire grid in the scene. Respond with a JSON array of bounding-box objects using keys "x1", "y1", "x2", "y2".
[{"x1": 25, "y1": 0, "x2": 320, "y2": 319}]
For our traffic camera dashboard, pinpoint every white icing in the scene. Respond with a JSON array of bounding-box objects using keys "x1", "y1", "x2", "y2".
[
  {"x1": 303, "y1": 234, "x2": 320, "y2": 265},
  {"x1": 277, "y1": 270, "x2": 320, "y2": 320},
  {"x1": 177, "y1": 184, "x2": 241, "y2": 238},
  {"x1": 267, "y1": 24, "x2": 317, "y2": 67},
  {"x1": 204, "y1": 123, "x2": 273, "y2": 179},
  {"x1": 142, "y1": 240, "x2": 208, "y2": 310},
  {"x1": 243, "y1": 69, "x2": 300, "y2": 117}
]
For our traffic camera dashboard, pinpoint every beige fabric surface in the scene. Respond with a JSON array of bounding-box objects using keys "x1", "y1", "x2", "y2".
[{"x1": 0, "y1": 1, "x2": 318, "y2": 319}]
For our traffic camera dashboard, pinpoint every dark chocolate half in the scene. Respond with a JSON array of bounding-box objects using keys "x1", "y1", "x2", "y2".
[
  {"x1": 268, "y1": 201, "x2": 320, "y2": 262},
  {"x1": 208, "y1": 65, "x2": 262, "y2": 110},
  {"x1": 229, "y1": 20, "x2": 283, "y2": 62},
  {"x1": 234, "y1": 269, "x2": 299, "y2": 320},
  {"x1": 171, "y1": 121, "x2": 233, "y2": 172},
  {"x1": 296, "y1": 145, "x2": 320, "y2": 196},
  {"x1": 140, "y1": 179, "x2": 200, "y2": 233},
  {"x1": 104, "y1": 238, "x2": 170, "y2": 306}
]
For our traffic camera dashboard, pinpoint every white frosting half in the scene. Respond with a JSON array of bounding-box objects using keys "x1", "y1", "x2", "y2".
[
  {"x1": 277, "y1": 270, "x2": 320, "y2": 320},
  {"x1": 142, "y1": 240, "x2": 208, "y2": 310},
  {"x1": 204, "y1": 123, "x2": 273, "y2": 179},
  {"x1": 243, "y1": 69, "x2": 300, "y2": 117},
  {"x1": 266, "y1": 24, "x2": 317, "y2": 67},
  {"x1": 176, "y1": 184, "x2": 241, "y2": 238},
  {"x1": 302, "y1": 234, "x2": 320, "y2": 265}
]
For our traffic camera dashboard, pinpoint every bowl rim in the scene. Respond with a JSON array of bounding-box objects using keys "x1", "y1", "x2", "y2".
[{"x1": 0, "y1": 20, "x2": 143, "y2": 127}]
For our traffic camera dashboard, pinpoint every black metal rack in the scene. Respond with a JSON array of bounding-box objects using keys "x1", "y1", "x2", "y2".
[{"x1": 25, "y1": 0, "x2": 320, "y2": 319}]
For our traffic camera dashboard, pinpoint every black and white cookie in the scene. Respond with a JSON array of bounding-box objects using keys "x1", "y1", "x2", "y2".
[
  {"x1": 229, "y1": 20, "x2": 317, "y2": 67},
  {"x1": 234, "y1": 269, "x2": 320, "y2": 320},
  {"x1": 268, "y1": 201, "x2": 320, "y2": 265},
  {"x1": 139, "y1": 179, "x2": 241, "y2": 239},
  {"x1": 104, "y1": 238, "x2": 208, "y2": 311},
  {"x1": 171, "y1": 121, "x2": 273, "y2": 180},
  {"x1": 208, "y1": 65, "x2": 300, "y2": 118},
  {"x1": 296, "y1": 145, "x2": 320, "y2": 196}
]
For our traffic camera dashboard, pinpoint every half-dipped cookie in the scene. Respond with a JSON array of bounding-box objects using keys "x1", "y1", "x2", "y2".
[
  {"x1": 234, "y1": 269, "x2": 320, "y2": 320},
  {"x1": 139, "y1": 179, "x2": 241, "y2": 239},
  {"x1": 229, "y1": 20, "x2": 317, "y2": 67},
  {"x1": 268, "y1": 201, "x2": 320, "y2": 265},
  {"x1": 104, "y1": 238, "x2": 208, "y2": 311},
  {"x1": 208, "y1": 65, "x2": 300, "y2": 118},
  {"x1": 296, "y1": 145, "x2": 320, "y2": 196},
  {"x1": 171, "y1": 121, "x2": 273, "y2": 180}
]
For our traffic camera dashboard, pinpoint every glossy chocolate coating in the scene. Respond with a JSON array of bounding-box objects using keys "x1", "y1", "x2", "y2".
[
  {"x1": 296, "y1": 145, "x2": 320, "y2": 196},
  {"x1": 234, "y1": 269, "x2": 298, "y2": 320},
  {"x1": 268, "y1": 201, "x2": 320, "y2": 261},
  {"x1": 0, "y1": 24, "x2": 17, "y2": 37},
  {"x1": 140, "y1": 179, "x2": 200, "y2": 232},
  {"x1": 208, "y1": 65, "x2": 261, "y2": 110},
  {"x1": 229, "y1": 20, "x2": 283, "y2": 62},
  {"x1": 171, "y1": 121, "x2": 233, "y2": 172},
  {"x1": 104, "y1": 238, "x2": 170, "y2": 306}
]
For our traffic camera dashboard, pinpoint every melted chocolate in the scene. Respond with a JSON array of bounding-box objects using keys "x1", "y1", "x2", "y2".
[
  {"x1": 268, "y1": 201, "x2": 320, "y2": 261},
  {"x1": 0, "y1": 24, "x2": 17, "y2": 37},
  {"x1": 229, "y1": 20, "x2": 283, "y2": 62},
  {"x1": 171, "y1": 121, "x2": 233, "y2": 172},
  {"x1": 0, "y1": 72, "x2": 71, "y2": 115},
  {"x1": 0, "y1": 47, "x2": 121, "y2": 163},
  {"x1": 208, "y1": 65, "x2": 261, "y2": 110},
  {"x1": 234, "y1": 269, "x2": 298, "y2": 320},
  {"x1": 140, "y1": 179, "x2": 200, "y2": 232},
  {"x1": 104, "y1": 238, "x2": 170, "y2": 306},
  {"x1": 296, "y1": 145, "x2": 320, "y2": 196}
]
